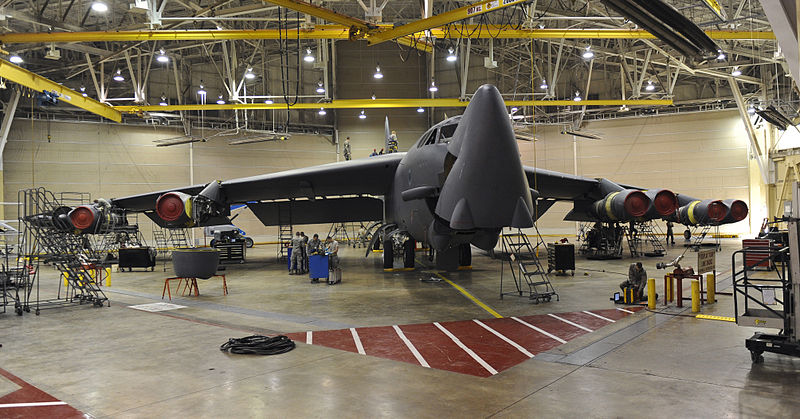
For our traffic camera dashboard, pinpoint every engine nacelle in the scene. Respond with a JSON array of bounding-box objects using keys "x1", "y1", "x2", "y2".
[
  {"x1": 155, "y1": 192, "x2": 195, "y2": 227},
  {"x1": 68, "y1": 203, "x2": 126, "y2": 233},
  {"x1": 678, "y1": 199, "x2": 727, "y2": 226},
  {"x1": 590, "y1": 189, "x2": 651, "y2": 221},
  {"x1": 721, "y1": 199, "x2": 749, "y2": 223},
  {"x1": 643, "y1": 189, "x2": 679, "y2": 219}
]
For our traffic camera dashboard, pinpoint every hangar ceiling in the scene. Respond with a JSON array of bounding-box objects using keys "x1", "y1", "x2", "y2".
[{"x1": 0, "y1": 0, "x2": 795, "y2": 131}]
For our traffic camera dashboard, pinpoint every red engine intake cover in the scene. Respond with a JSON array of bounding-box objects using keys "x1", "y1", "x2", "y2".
[
  {"x1": 730, "y1": 200, "x2": 749, "y2": 221},
  {"x1": 624, "y1": 191, "x2": 649, "y2": 218},
  {"x1": 707, "y1": 201, "x2": 726, "y2": 222},
  {"x1": 653, "y1": 190, "x2": 679, "y2": 217},
  {"x1": 69, "y1": 206, "x2": 95, "y2": 230},
  {"x1": 156, "y1": 193, "x2": 186, "y2": 222}
]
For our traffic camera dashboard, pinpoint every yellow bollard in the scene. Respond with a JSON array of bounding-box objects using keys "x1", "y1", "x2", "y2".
[
  {"x1": 691, "y1": 280, "x2": 700, "y2": 313},
  {"x1": 105, "y1": 267, "x2": 112, "y2": 286},
  {"x1": 706, "y1": 273, "x2": 715, "y2": 304},
  {"x1": 665, "y1": 276, "x2": 673, "y2": 303},
  {"x1": 647, "y1": 278, "x2": 656, "y2": 310}
]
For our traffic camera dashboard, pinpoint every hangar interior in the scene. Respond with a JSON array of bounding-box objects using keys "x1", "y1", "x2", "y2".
[{"x1": 1, "y1": 0, "x2": 800, "y2": 416}]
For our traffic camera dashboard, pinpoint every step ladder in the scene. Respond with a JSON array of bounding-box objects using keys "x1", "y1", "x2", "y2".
[
  {"x1": 688, "y1": 225, "x2": 720, "y2": 252},
  {"x1": 277, "y1": 206, "x2": 292, "y2": 262},
  {"x1": 168, "y1": 229, "x2": 190, "y2": 249},
  {"x1": 624, "y1": 225, "x2": 642, "y2": 257},
  {"x1": 638, "y1": 221, "x2": 666, "y2": 256},
  {"x1": 152, "y1": 230, "x2": 169, "y2": 258},
  {"x1": 499, "y1": 227, "x2": 558, "y2": 304}
]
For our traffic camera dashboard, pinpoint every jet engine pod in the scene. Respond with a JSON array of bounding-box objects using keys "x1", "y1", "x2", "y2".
[
  {"x1": 156, "y1": 191, "x2": 194, "y2": 227},
  {"x1": 590, "y1": 189, "x2": 650, "y2": 221},
  {"x1": 721, "y1": 199, "x2": 748, "y2": 223},
  {"x1": 678, "y1": 199, "x2": 727, "y2": 226},
  {"x1": 644, "y1": 189, "x2": 679, "y2": 219},
  {"x1": 69, "y1": 205, "x2": 102, "y2": 233}
]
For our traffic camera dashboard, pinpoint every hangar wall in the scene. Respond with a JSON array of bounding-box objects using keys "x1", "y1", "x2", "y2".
[
  {"x1": 518, "y1": 109, "x2": 754, "y2": 236},
  {"x1": 3, "y1": 109, "x2": 755, "y2": 243}
]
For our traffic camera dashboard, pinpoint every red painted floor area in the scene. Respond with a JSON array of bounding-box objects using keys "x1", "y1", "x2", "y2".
[
  {"x1": 285, "y1": 307, "x2": 643, "y2": 377},
  {"x1": 0, "y1": 368, "x2": 84, "y2": 418}
]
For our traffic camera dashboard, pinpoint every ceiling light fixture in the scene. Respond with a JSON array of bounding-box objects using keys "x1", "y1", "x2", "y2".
[
  {"x1": 91, "y1": 1, "x2": 108, "y2": 12},
  {"x1": 159, "y1": 95, "x2": 168, "y2": 106},
  {"x1": 429, "y1": 80, "x2": 438, "y2": 92},
  {"x1": 582, "y1": 45, "x2": 594, "y2": 59},
  {"x1": 510, "y1": 106, "x2": 518, "y2": 113},
  {"x1": 747, "y1": 105, "x2": 756, "y2": 115},
  {"x1": 318, "y1": 108, "x2": 327, "y2": 116},
  {"x1": 359, "y1": 110, "x2": 366, "y2": 119},
  {"x1": 113, "y1": 69, "x2": 124, "y2": 82},
  {"x1": 156, "y1": 48, "x2": 169, "y2": 63},
  {"x1": 540, "y1": 80, "x2": 548, "y2": 90},
  {"x1": 216, "y1": 95, "x2": 225, "y2": 105},
  {"x1": 731, "y1": 66, "x2": 742, "y2": 76},
  {"x1": 197, "y1": 83, "x2": 206, "y2": 96},
  {"x1": 573, "y1": 91, "x2": 582, "y2": 102},
  {"x1": 304, "y1": 47, "x2": 315, "y2": 63},
  {"x1": 371, "y1": 92, "x2": 376, "y2": 100},
  {"x1": 717, "y1": 51, "x2": 726, "y2": 60},
  {"x1": 645, "y1": 80, "x2": 655, "y2": 91},
  {"x1": 8, "y1": 54, "x2": 23, "y2": 64},
  {"x1": 244, "y1": 67, "x2": 255, "y2": 80},
  {"x1": 417, "y1": 107, "x2": 425, "y2": 113},
  {"x1": 373, "y1": 63, "x2": 383, "y2": 79},
  {"x1": 316, "y1": 80, "x2": 325, "y2": 94},
  {"x1": 446, "y1": 47, "x2": 457, "y2": 62},
  {"x1": 264, "y1": 98, "x2": 274, "y2": 104}
]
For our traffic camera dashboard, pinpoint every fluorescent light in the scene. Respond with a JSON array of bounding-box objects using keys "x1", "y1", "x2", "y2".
[
  {"x1": 582, "y1": 46, "x2": 594, "y2": 59},
  {"x1": 318, "y1": 108, "x2": 327, "y2": 116},
  {"x1": 373, "y1": 64, "x2": 383, "y2": 79},
  {"x1": 359, "y1": 110, "x2": 366, "y2": 119},
  {"x1": 371, "y1": 93, "x2": 376, "y2": 100},
  {"x1": 731, "y1": 67, "x2": 742, "y2": 76},
  {"x1": 747, "y1": 105, "x2": 756, "y2": 115},
  {"x1": 540, "y1": 80, "x2": 548, "y2": 90},
  {"x1": 446, "y1": 47, "x2": 457, "y2": 62},
  {"x1": 304, "y1": 48, "x2": 315, "y2": 63},
  {"x1": 9, "y1": 54, "x2": 23, "y2": 64},
  {"x1": 645, "y1": 80, "x2": 655, "y2": 91},
  {"x1": 159, "y1": 97, "x2": 168, "y2": 106},
  {"x1": 429, "y1": 81, "x2": 438, "y2": 92},
  {"x1": 91, "y1": 1, "x2": 108, "y2": 12},
  {"x1": 113, "y1": 70, "x2": 124, "y2": 82},
  {"x1": 573, "y1": 91, "x2": 582, "y2": 102},
  {"x1": 216, "y1": 95, "x2": 225, "y2": 105},
  {"x1": 417, "y1": 107, "x2": 424, "y2": 113},
  {"x1": 510, "y1": 107, "x2": 518, "y2": 113}
]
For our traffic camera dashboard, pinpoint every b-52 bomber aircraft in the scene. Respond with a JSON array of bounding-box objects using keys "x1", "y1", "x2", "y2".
[{"x1": 65, "y1": 84, "x2": 748, "y2": 270}]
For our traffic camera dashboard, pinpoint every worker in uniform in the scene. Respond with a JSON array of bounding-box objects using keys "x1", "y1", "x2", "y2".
[
  {"x1": 666, "y1": 221, "x2": 675, "y2": 246},
  {"x1": 343, "y1": 137, "x2": 352, "y2": 161},
  {"x1": 378, "y1": 148, "x2": 384, "y2": 155},
  {"x1": 388, "y1": 130, "x2": 398, "y2": 153},
  {"x1": 290, "y1": 232, "x2": 305, "y2": 275},
  {"x1": 300, "y1": 232, "x2": 309, "y2": 274},
  {"x1": 620, "y1": 262, "x2": 647, "y2": 300},
  {"x1": 307, "y1": 233, "x2": 322, "y2": 256},
  {"x1": 325, "y1": 235, "x2": 340, "y2": 272}
]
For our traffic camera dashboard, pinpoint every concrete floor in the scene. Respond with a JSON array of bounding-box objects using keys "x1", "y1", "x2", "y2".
[{"x1": 2, "y1": 239, "x2": 800, "y2": 418}]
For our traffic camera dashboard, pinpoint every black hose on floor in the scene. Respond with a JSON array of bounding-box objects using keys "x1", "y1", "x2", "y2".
[{"x1": 220, "y1": 335, "x2": 296, "y2": 355}]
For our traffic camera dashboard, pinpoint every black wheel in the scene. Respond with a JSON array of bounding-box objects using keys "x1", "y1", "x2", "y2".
[
  {"x1": 751, "y1": 351, "x2": 764, "y2": 363},
  {"x1": 35, "y1": 309, "x2": 40, "y2": 316},
  {"x1": 545, "y1": 296, "x2": 552, "y2": 302},
  {"x1": 15, "y1": 307, "x2": 22, "y2": 316},
  {"x1": 245, "y1": 238, "x2": 254, "y2": 248},
  {"x1": 531, "y1": 297, "x2": 539, "y2": 305},
  {"x1": 403, "y1": 239, "x2": 415, "y2": 268},
  {"x1": 383, "y1": 237, "x2": 394, "y2": 269},
  {"x1": 458, "y1": 243, "x2": 472, "y2": 267}
]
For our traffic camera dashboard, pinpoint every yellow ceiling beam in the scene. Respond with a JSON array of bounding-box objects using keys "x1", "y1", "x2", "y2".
[
  {"x1": 116, "y1": 98, "x2": 672, "y2": 113},
  {"x1": 367, "y1": 0, "x2": 527, "y2": 45},
  {"x1": 0, "y1": 58, "x2": 122, "y2": 122},
  {"x1": 260, "y1": 0, "x2": 371, "y2": 30},
  {"x1": 0, "y1": 28, "x2": 773, "y2": 44}
]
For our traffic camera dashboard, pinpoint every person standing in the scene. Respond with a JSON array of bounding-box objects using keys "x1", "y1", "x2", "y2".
[
  {"x1": 369, "y1": 148, "x2": 377, "y2": 157},
  {"x1": 300, "y1": 232, "x2": 309, "y2": 274},
  {"x1": 388, "y1": 131, "x2": 398, "y2": 153},
  {"x1": 343, "y1": 137, "x2": 352, "y2": 161},
  {"x1": 325, "y1": 235, "x2": 340, "y2": 272},
  {"x1": 290, "y1": 232, "x2": 304, "y2": 275},
  {"x1": 666, "y1": 221, "x2": 675, "y2": 245}
]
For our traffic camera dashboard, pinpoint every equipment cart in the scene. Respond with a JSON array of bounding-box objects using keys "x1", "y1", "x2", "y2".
[{"x1": 547, "y1": 243, "x2": 575, "y2": 275}]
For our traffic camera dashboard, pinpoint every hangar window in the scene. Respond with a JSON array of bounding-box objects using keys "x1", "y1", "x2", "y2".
[{"x1": 438, "y1": 123, "x2": 457, "y2": 143}]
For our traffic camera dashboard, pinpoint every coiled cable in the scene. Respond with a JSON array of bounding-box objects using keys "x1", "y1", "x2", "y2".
[{"x1": 220, "y1": 335, "x2": 296, "y2": 355}]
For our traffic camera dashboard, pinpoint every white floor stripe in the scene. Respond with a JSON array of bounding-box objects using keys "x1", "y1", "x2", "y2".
[
  {"x1": 616, "y1": 308, "x2": 635, "y2": 314},
  {"x1": 306, "y1": 331, "x2": 312, "y2": 345},
  {"x1": 583, "y1": 310, "x2": 615, "y2": 323},
  {"x1": 393, "y1": 325, "x2": 430, "y2": 368},
  {"x1": 433, "y1": 322, "x2": 498, "y2": 375},
  {"x1": 473, "y1": 319, "x2": 534, "y2": 358},
  {"x1": 0, "y1": 401, "x2": 68, "y2": 408},
  {"x1": 350, "y1": 327, "x2": 366, "y2": 355},
  {"x1": 511, "y1": 317, "x2": 567, "y2": 344},
  {"x1": 548, "y1": 313, "x2": 594, "y2": 332}
]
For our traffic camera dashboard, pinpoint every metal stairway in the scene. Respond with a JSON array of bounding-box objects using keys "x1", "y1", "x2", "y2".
[
  {"x1": 638, "y1": 221, "x2": 666, "y2": 256},
  {"x1": 153, "y1": 230, "x2": 169, "y2": 258},
  {"x1": 277, "y1": 206, "x2": 292, "y2": 262},
  {"x1": 168, "y1": 228, "x2": 190, "y2": 249},
  {"x1": 500, "y1": 227, "x2": 558, "y2": 303}
]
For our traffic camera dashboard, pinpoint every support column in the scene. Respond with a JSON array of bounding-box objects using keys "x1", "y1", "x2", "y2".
[{"x1": 0, "y1": 89, "x2": 21, "y2": 220}]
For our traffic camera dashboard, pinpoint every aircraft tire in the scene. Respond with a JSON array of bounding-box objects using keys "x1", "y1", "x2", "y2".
[
  {"x1": 403, "y1": 239, "x2": 415, "y2": 268},
  {"x1": 383, "y1": 238, "x2": 394, "y2": 269},
  {"x1": 459, "y1": 243, "x2": 472, "y2": 267}
]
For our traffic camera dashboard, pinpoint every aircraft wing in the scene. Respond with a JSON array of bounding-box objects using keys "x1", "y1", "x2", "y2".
[
  {"x1": 111, "y1": 153, "x2": 405, "y2": 227},
  {"x1": 523, "y1": 167, "x2": 600, "y2": 201}
]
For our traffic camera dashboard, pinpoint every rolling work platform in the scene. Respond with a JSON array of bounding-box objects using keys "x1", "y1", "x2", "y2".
[
  {"x1": 500, "y1": 228, "x2": 558, "y2": 304},
  {"x1": 626, "y1": 221, "x2": 666, "y2": 257},
  {"x1": 733, "y1": 217, "x2": 800, "y2": 363}
]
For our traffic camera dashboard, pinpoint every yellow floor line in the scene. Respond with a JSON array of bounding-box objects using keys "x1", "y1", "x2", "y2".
[
  {"x1": 695, "y1": 314, "x2": 736, "y2": 322},
  {"x1": 433, "y1": 272, "x2": 503, "y2": 319}
]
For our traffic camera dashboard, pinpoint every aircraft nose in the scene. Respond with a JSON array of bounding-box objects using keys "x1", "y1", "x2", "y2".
[{"x1": 435, "y1": 84, "x2": 534, "y2": 230}]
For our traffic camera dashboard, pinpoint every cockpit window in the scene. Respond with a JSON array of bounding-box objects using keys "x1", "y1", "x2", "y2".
[
  {"x1": 417, "y1": 128, "x2": 438, "y2": 147},
  {"x1": 438, "y1": 123, "x2": 457, "y2": 142}
]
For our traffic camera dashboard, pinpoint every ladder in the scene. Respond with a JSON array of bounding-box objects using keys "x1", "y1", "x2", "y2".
[
  {"x1": 168, "y1": 229, "x2": 190, "y2": 249},
  {"x1": 688, "y1": 225, "x2": 720, "y2": 251},
  {"x1": 638, "y1": 221, "x2": 666, "y2": 256},
  {"x1": 277, "y1": 205, "x2": 292, "y2": 262},
  {"x1": 624, "y1": 224, "x2": 642, "y2": 257},
  {"x1": 152, "y1": 230, "x2": 169, "y2": 258},
  {"x1": 500, "y1": 227, "x2": 558, "y2": 304}
]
